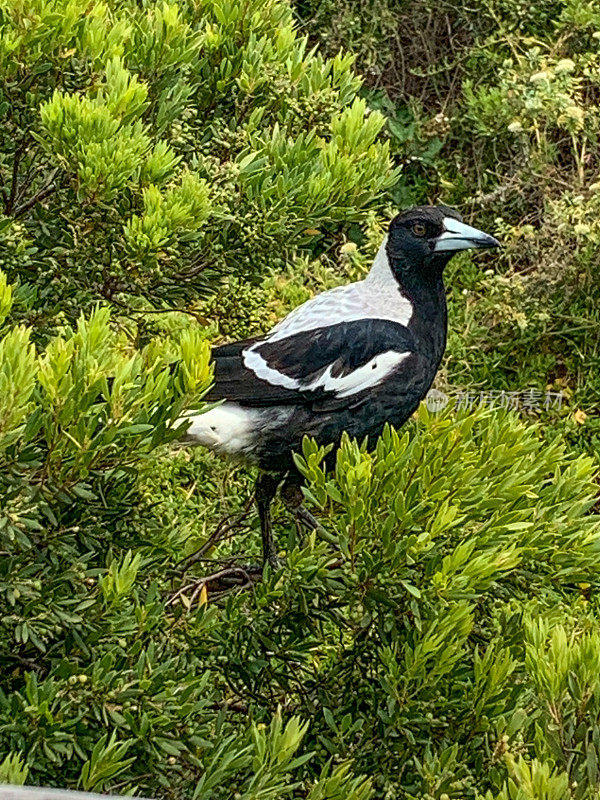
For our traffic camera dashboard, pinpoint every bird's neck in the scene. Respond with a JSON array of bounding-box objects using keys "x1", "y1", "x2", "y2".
[
  {"x1": 364, "y1": 238, "x2": 448, "y2": 363},
  {"x1": 386, "y1": 248, "x2": 449, "y2": 365}
]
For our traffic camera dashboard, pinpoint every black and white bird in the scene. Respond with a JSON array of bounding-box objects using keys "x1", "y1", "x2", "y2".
[{"x1": 182, "y1": 206, "x2": 500, "y2": 566}]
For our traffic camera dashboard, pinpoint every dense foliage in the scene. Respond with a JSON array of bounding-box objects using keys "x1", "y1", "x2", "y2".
[
  {"x1": 296, "y1": 0, "x2": 600, "y2": 458},
  {"x1": 0, "y1": 0, "x2": 599, "y2": 799},
  {"x1": 0, "y1": 0, "x2": 393, "y2": 329}
]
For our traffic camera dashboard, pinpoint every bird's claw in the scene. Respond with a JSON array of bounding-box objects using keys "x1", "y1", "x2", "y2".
[{"x1": 295, "y1": 505, "x2": 324, "y2": 532}]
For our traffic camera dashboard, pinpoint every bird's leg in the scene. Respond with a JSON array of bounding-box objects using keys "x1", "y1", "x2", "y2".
[
  {"x1": 255, "y1": 472, "x2": 282, "y2": 569},
  {"x1": 280, "y1": 477, "x2": 322, "y2": 532}
]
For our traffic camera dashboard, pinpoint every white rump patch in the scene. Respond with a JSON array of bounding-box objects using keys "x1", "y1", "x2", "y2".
[{"x1": 179, "y1": 403, "x2": 253, "y2": 455}]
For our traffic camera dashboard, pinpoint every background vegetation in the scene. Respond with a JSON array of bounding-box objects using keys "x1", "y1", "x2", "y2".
[{"x1": 0, "y1": 0, "x2": 599, "y2": 798}]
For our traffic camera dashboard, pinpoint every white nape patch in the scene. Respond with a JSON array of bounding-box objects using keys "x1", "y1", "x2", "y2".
[
  {"x1": 305, "y1": 351, "x2": 411, "y2": 398},
  {"x1": 363, "y1": 236, "x2": 395, "y2": 289},
  {"x1": 266, "y1": 236, "x2": 413, "y2": 343},
  {"x1": 179, "y1": 403, "x2": 253, "y2": 455}
]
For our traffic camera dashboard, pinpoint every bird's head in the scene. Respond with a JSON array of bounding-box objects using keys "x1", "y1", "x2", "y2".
[{"x1": 386, "y1": 205, "x2": 500, "y2": 283}]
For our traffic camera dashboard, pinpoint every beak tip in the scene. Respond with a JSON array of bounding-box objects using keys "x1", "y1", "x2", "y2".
[{"x1": 483, "y1": 235, "x2": 501, "y2": 249}]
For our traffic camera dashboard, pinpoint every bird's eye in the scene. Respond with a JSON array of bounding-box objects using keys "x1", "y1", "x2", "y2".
[{"x1": 412, "y1": 223, "x2": 427, "y2": 237}]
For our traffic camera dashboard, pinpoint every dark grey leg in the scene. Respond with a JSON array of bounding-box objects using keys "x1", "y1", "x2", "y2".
[
  {"x1": 280, "y1": 477, "x2": 322, "y2": 531},
  {"x1": 255, "y1": 472, "x2": 282, "y2": 568},
  {"x1": 295, "y1": 505, "x2": 322, "y2": 531}
]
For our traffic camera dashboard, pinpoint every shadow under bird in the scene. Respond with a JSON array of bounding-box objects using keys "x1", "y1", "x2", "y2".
[{"x1": 182, "y1": 205, "x2": 500, "y2": 567}]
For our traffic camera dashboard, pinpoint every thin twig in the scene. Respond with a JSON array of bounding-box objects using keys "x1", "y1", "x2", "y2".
[
  {"x1": 176, "y1": 493, "x2": 256, "y2": 572},
  {"x1": 108, "y1": 292, "x2": 206, "y2": 321},
  {"x1": 5, "y1": 139, "x2": 27, "y2": 215},
  {"x1": 13, "y1": 169, "x2": 59, "y2": 218},
  {"x1": 166, "y1": 564, "x2": 260, "y2": 609}
]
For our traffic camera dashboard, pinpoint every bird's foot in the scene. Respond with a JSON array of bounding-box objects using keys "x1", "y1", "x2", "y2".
[
  {"x1": 295, "y1": 505, "x2": 323, "y2": 531},
  {"x1": 280, "y1": 480, "x2": 324, "y2": 532},
  {"x1": 264, "y1": 552, "x2": 283, "y2": 570}
]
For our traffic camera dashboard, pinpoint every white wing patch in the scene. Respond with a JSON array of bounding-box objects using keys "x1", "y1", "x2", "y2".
[
  {"x1": 243, "y1": 347, "x2": 300, "y2": 390},
  {"x1": 244, "y1": 346, "x2": 411, "y2": 398},
  {"x1": 308, "y1": 351, "x2": 411, "y2": 398}
]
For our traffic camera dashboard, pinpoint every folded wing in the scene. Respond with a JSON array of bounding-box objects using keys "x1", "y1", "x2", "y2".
[{"x1": 206, "y1": 319, "x2": 426, "y2": 411}]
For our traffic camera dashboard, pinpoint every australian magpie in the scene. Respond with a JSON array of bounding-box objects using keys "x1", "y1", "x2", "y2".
[{"x1": 182, "y1": 206, "x2": 500, "y2": 567}]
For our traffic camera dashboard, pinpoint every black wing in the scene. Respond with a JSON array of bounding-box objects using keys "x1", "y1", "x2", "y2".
[{"x1": 206, "y1": 319, "x2": 426, "y2": 411}]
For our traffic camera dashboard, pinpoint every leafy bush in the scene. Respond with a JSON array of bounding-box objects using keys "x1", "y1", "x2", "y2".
[
  {"x1": 4, "y1": 394, "x2": 600, "y2": 798},
  {"x1": 1, "y1": 1, "x2": 600, "y2": 798},
  {"x1": 0, "y1": 0, "x2": 391, "y2": 796},
  {"x1": 0, "y1": 0, "x2": 394, "y2": 331}
]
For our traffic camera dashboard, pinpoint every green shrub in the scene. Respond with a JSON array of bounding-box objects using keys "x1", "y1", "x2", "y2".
[
  {"x1": 0, "y1": 0, "x2": 394, "y2": 332},
  {"x1": 4, "y1": 389, "x2": 600, "y2": 798},
  {"x1": 0, "y1": 1, "x2": 392, "y2": 795},
  {"x1": 2, "y1": 1, "x2": 600, "y2": 798}
]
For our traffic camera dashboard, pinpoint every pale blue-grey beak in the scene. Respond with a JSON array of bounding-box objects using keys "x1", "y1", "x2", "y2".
[{"x1": 434, "y1": 217, "x2": 500, "y2": 252}]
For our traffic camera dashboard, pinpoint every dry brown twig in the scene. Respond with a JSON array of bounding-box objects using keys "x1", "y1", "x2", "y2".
[
  {"x1": 167, "y1": 563, "x2": 263, "y2": 610},
  {"x1": 175, "y1": 493, "x2": 256, "y2": 573}
]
